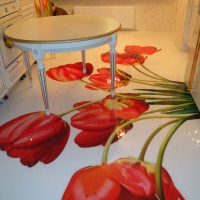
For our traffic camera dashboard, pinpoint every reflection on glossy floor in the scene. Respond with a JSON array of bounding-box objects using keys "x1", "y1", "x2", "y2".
[{"x1": 0, "y1": 31, "x2": 200, "y2": 200}]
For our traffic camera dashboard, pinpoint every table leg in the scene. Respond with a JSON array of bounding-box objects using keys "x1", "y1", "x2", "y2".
[
  {"x1": 23, "y1": 51, "x2": 32, "y2": 86},
  {"x1": 32, "y1": 49, "x2": 50, "y2": 115},
  {"x1": 109, "y1": 33, "x2": 117, "y2": 97},
  {"x1": 81, "y1": 50, "x2": 86, "y2": 74}
]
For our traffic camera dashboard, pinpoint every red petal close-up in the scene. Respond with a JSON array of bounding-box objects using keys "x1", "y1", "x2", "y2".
[
  {"x1": 46, "y1": 62, "x2": 93, "y2": 82},
  {"x1": 74, "y1": 128, "x2": 116, "y2": 147},
  {"x1": 0, "y1": 112, "x2": 70, "y2": 167},
  {"x1": 86, "y1": 67, "x2": 130, "y2": 91},
  {"x1": 71, "y1": 97, "x2": 141, "y2": 147},
  {"x1": 103, "y1": 162, "x2": 155, "y2": 198},
  {"x1": 74, "y1": 123, "x2": 133, "y2": 148},
  {"x1": 62, "y1": 158, "x2": 185, "y2": 200},
  {"x1": 117, "y1": 187, "x2": 157, "y2": 200},
  {"x1": 62, "y1": 166, "x2": 121, "y2": 200},
  {"x1": 101, "y1": 52, "x2": 147, "y2": 64},
  {"x1": 71, "y1": 108, "x2": 119, "y2": 131},
  {"x1": 124, "y1": 45, "x2": 161, "y2": 55},
  {"x1": 149, "y1": 167, "x2": 185, "y2": 200},
  {"x1": 101, "y1": 95, "x2": 149, "y2": 119}
]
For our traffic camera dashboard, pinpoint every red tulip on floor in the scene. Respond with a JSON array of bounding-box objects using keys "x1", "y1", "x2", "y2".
[
  {"x1": 62, "y1": 159, "x2": 184, "y2": 200},
  {"x1": 0, "y1": 112, "x2": 70, "y2": 167}
]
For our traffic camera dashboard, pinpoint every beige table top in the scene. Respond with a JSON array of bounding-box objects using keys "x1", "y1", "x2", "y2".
[{"x1": 4, "y1": 15, "x2": 121, "y2": 44}]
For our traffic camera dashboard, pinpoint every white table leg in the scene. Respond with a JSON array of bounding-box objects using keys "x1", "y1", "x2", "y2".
[
  {"x1": 23, "y1": 51, "x2": 32, "y2": 86},
  {"x1": 109, "y1": 33, "x2": 117, "y2": 97},
  {"x1": 32, "y1": 49, "x2": 50, "y2": 115},
  {"x1": 81, "y1": 50, "x2": 86, "y2": 74}
]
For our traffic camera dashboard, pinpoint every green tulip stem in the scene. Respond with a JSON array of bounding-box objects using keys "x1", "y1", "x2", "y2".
[
  {"x1": 155, "y1": 118, "x2": 188, "y2": 200},
  {"x1": 58, "y1": 99, "x2": 100, "y2": 117},
  {"x1": 58, "y1": 81, "x2": 193, "y2": 117},
  {"x1": 132, "y1": 65, "x2": 167, "y2": 81},
  {"x1": 118, "y1": 67, "x2": 168, "y2": 84},
  {"x1": 101, "y1": 114, "x2": 193, "y2": 164},
  {"x1": 138, "y1": 119, "x2": 179, "y2": 161},
  {"x1": 144, "y1": 102, "x2": 194, "y2": 115},
  {"x1": 116, "y1": 69, "x2": 188, "y2": 93},
  {"x1": 139, "y1": 63, "x2": 170, "y2": 81},
  {"x1": 155, "y1": 113, "x2": 200, "y2": 199},
  {"x1": 139, "y1": 64, "x2": 185, "y2": 85}
]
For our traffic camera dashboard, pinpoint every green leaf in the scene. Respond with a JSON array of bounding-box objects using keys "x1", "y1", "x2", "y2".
[
  {"x1": 162, "y1": 104, "x2": 199, "y2": 115},
  {"x1": 154, "y1": 83, "x2": 188, "y2": 91},
  {"x1": 135, "y1": 89, "x2": 191, "y2": 97},
  {"x1": 147, "y1": 100, "x2": 191, "y2": 105}
]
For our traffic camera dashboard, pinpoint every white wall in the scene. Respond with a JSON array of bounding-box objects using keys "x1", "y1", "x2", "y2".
[{"x1": 53, "y1": 0, "x2": 178, "y2": 31}]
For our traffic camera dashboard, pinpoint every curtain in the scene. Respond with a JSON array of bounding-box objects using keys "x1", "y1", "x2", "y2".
[{"x1": 34, "y1": 0, "x2": 52, "y2": 17}]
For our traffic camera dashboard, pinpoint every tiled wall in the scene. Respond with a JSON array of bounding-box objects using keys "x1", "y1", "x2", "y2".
[{"x1": 54, "y1": 0, "x2": 178, "y2": 31}]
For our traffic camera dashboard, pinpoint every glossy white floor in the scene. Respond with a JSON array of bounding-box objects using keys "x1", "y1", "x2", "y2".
[{"x1": 0, "y1": 31, "x2": 200, "y2": 200}]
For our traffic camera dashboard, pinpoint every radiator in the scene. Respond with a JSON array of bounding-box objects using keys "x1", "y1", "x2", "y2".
[{"x1": 73, "y1": 6, "x2": 135, "y2": 30}]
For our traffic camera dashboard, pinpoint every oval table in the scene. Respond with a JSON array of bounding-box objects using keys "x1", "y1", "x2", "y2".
[{"x1": 4, "y1": 15, "x2": 121, "y2": 114}]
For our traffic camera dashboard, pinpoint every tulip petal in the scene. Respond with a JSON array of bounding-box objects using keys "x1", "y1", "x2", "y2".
[
  {"x1": 0, "y1": 112, "x2": 45, "y2": 144},
  {"x1": 124, "y1": 45, "x2": 144, "y2": 54},
  {"x1": 85, "y1": 82, "x2": 113, "y2": 90},
  {"x1": 117, "y1": 187, "x2": 151, "y2": 200},
  {"x1": 149, "y1": 168, "x2": 184, "y2": 200},
  {"x1": 101, "y1": 52, "x2": 146, "y2": 64},
  {"x1": 104, "y1": 162, "x2": 155, "y2": 198},
  {"x1": 71, "y1": 109, "x2": 119, "y2": 131},
  {"x1": 125, "y1": 45, "x2": 161, "y2": 55},
  {"x1": 142, "y1": 46, "x2": 161, "y2": 55},
  {"x1": 86, "y1": 68, "x2": 129, "y2": 91},
  {"x1": 0, "y1": 112, "x2": 67, "y2": 148},
  {"x1": 40, "y1": 122, "x2": 70, "y2": 164},
  {"x1": 7, "y1": 125, "x2": 69, "y2": 167},
  {"x1": 62, "y1": 166, "x2": 121, "y2": 200},
  {"x1": 0, "y1": 112, "x2": 70, "y2": 167},
  {"x1": 46, "y1": 62, "x2": 93, "y2": 82},
  {"x1": 101, "y1": 96, "x2": 149, "y2": 119},
  {"x1": 74, "y1": 128, "x2": 115, "y2": 147}
]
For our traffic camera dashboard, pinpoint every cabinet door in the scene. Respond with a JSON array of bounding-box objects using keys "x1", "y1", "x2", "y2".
[
  {"x1": 185, "y1": 0, "x2": 200, "y2": 89},
  {"x1": 0, "y1": 66, "x2": 7, "y2": 98},
  {"x1": 186, "y1": 0, "x2": 200, "y2": 109},
  {"x1": 191, "y1": 31, "x2": 200, "y2": 110}
]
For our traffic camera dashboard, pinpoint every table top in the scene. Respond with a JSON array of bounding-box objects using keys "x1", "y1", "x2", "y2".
[{"x1": 4, "y1": 15, "x2": 121, "y2": 44}]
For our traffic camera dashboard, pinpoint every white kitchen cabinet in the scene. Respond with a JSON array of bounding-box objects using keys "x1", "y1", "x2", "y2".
[
  {"x1": 0, "y1": 54, "x2": 26, "y2": 100},
  {"x1": 0, "y1": 0, "x2": 35, "y2": 100}
]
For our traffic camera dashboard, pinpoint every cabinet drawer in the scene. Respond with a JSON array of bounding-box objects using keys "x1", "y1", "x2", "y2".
[
  {"x1": 20, "y1": 1, "x2": 34, "y2": 14},
  {"x1": 19, "y1": 0, "x2": 34, "y2": 7},
  {"x1": 6, "y1": 55, "x2": 26, "y2": 84},
  {"x1": 21, "y1": 12, "x2": 35, "y2": 21}
]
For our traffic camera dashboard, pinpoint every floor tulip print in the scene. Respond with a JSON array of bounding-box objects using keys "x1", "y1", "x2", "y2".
[{"x1": 0, "y1": 32, "x2": 199, "y2": 200}]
